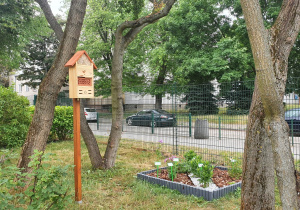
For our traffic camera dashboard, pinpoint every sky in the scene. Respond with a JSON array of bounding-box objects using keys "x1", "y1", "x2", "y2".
[{"x1": 49, "y1": 0, "x2": 64, "y2": 16}]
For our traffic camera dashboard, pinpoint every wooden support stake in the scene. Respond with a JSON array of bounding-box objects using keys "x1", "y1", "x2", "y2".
[{"x1": 73, "y1": 98, "x2": 82, "y2": 203}]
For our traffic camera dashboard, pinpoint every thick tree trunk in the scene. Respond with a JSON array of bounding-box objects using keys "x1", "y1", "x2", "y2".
[
  {"x1": 17, "y1": 0, "x2": 87, "y2": 173},
  {"x1": 240, "y1": 0, "x2": 300, "y2": 208},
  {"x1": 103, "y1": 32, "x2": 125, "y2": 169},
  {"x1": 80, "y1": 99, "x2": 104, "y2": 169},
  {"x1": 241, "y1": 83, "x2": 275, "y2": 209}
]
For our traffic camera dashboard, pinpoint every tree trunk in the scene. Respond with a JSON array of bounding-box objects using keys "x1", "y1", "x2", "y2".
[
  {"x1": 103, "y1": 31, "x2": 125, "y2": 169},
  {"x1": 80, "y1": 99, "x2": 104, "y2": 169},
  {"x1": 103, "y1": 0, "x2": 176, "y2": 169},
  {"x1": 155, "y1": 57, "x2": 167, "y2": 109},
  {"x1": 17, "y1": 0, "x2": 87, "y2": 173},
  {"x1": 240, "y1": 0, "x2": 300, "y2": 208},
  {"x1": 241, "y1": 83, "x2": 275, "y2": 209}
]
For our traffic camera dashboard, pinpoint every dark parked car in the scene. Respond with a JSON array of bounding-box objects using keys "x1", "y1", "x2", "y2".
[
  {"x1": 126, "y1": 109, "x2": 176, "y2": 127},
  {"x1": 285, "y1": 108, "x2": 300, "y2": 135}
]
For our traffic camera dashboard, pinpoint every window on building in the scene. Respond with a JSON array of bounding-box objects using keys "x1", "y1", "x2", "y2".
[
  {"x1": 25, "y1": 85, "x2": 29, "y2": 92},
  {"x1": 18, "y1": 84, "x2": 22, "y2": 92}
]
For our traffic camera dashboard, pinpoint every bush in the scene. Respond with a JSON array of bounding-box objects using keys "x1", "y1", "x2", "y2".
[
  {"x1": 0, "y1": 87, "x2": 31, "y2": 148},
  {"x1": 0, "y1": 150, "x2": 73, "y2": 209},
  {"x1": 51, "y1": 106, "x2": 73, "y2": 141},
  {"x1": 28, "y1": 106, "x2": 73, "y2": 142}
]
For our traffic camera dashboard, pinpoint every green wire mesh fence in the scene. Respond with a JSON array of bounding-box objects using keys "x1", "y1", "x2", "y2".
[{"x1": 35, "y1": 78, "x2": 300, "y2": 168}]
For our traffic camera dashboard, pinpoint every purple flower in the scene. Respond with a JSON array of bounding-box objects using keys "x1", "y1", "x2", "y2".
[{"x1": 159, "y1": 139, "x2": 163, "y2": 144}]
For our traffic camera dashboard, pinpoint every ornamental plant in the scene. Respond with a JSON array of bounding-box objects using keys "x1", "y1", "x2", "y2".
[
  {"x1": 194, "y1": 161, "x2": 213, "y2": 188},
  {"x1": 164, "y1": 156, "x2": 178, "y2": 179},
  {"x1": 228, "y1": 158, "x2": 242, "y2": 179}
]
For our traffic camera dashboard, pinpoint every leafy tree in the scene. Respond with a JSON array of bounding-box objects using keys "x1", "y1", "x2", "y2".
[
  {"x1": 219, "y1": 81, "x2": 253, "y2": 115},
  {"x1": 18, "y1": 0, "x2": 88, "y2": 174},
  {"x1": 18, "y1": 34, "x2": 59, "y2": 88},
  {"x1": 80, "y1": 0, "x2": 146, "y2": 96},
  {"x1": 0, "y1": 0, "x2": 34, "y2": 69},
  {"x1": 182, "y1": 83, "x2": 218, "y2": 115},
  {"x1": 240, "y1": 0, "x2": 300, "y2": 208}
]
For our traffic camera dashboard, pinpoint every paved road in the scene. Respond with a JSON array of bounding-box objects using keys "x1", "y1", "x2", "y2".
[{"x1": 90, "y1": 119, "x2": 300, "y2": 159}]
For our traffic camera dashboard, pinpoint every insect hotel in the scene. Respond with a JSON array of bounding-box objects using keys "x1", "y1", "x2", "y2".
[{"x1": 65, "y1": 50, "x2": 97, "y2": 98}]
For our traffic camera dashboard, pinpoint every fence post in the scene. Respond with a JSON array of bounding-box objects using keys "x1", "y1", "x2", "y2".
[
  {"x1": 189, "y1": 113, "x2": 192, "y2": 137},
  {"x1": 152, "y1": 112, "x2": 154, "y2": 134},
  {"x1": 219, "y1": 117, "x2": 221, "y2": 140},
  {"x1": 97, "y1": 112, "x2": 99, "y2": 130},
  {"x1": 292, "y1": 119, "x2": 294, "y2": 146},
  {"x1": 33, "y1": 95, "x2": 37, "y2": 105}
]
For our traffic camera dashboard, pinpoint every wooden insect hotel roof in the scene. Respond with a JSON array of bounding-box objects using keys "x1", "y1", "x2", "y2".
[{"x1": 65, "y1": 50, "x2": 97, "y2": 69}]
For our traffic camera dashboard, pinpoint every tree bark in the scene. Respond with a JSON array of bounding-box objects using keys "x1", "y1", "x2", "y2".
[
  {"x1": 240, "y1": 0, "x2": 300, "y2": 209},
  {"x1": 103, "y1": 0, "x2": 176, "y2": 169},
  {"x1": 155, "y1": 57, "x2": 167, "y2": 109},
  {"x1": 80, "y1": 99, "x2": 104, "y2": 169},
  {"x1": 17, "y1": 0, "x2": 87, "y2": 173}
]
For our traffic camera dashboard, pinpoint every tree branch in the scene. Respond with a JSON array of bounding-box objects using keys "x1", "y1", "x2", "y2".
[
  {"x1": 35, "y1": 0, "x2": 64, "y2": 41},
  {"x1": 271, "y1": 0, "x2": 300, "y2": 61},
  {"x1": 117, "y1": 0, "x2": 176, "y2": 33}
]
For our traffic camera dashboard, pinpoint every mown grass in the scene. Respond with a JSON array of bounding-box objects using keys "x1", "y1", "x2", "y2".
[{"x1": 2, "y1": 136, "x2": 284, "y2": 209}]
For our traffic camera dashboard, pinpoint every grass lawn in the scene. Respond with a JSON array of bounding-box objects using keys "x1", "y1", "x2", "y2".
[{"x1": 2, "y1": 136, "x2": 283, "y2": 209}]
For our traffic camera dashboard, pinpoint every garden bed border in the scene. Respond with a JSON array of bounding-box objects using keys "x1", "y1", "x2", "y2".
[{"x1": 137, "y1": 166, "x2": 242, "y2": 201}]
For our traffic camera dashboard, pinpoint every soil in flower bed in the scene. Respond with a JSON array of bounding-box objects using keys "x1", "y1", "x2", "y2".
[{"x1": 148, "y1": 168, "x2": 242, "y2": 188}]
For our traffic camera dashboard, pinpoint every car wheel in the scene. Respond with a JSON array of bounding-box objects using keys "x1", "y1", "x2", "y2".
[{"x1": 127, "y1": 118, "x2": 133, "y2": 126}]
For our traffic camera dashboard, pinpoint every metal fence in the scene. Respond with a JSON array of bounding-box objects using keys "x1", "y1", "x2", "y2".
[{"x1": 36, "y1": 78, "x2": 300, "y2": 167}]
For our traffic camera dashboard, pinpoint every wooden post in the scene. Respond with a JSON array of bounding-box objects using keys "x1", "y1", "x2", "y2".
[{"x1": 73, "y1": 98, "x2": 82, "y2": 203}]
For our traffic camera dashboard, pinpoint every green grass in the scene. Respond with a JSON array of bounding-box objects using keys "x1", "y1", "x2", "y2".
[{"x1": 2, "y1": 137, "x2": 285, "y2": 209}]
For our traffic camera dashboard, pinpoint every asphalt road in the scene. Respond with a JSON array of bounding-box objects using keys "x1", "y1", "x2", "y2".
[{"x1": 89, "y1": 119, "x2": 300, "y2": 159}]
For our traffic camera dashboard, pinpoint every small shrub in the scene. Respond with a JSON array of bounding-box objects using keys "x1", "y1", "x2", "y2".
[
  {"x1": 0, "y1": 150, "x2": 73, "y2": 209},
  {"x1": 51, "y1": 106, "x2": 73, "y2": 141},
  {"x1": 194, "y1": 161, "x2": 213, "y2": 188},
  {"x1": 0, "y1": 87, "x2": 31, "y2": 148},
  {"x1": 183, "y1": 150, "x2": 197, "y2": 162},
  {"x1": 228, "y1": 158, "x2": 242, "y2": 179}
]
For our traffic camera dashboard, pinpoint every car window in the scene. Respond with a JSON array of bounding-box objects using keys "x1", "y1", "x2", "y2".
[
  {"x1": 137, "y1": 111, "x2": 145, "y2": 115},
  {"x1": 155, "y1": 109, "x2": 170, "y2": 114},
  {"x1": 285, "y1": 110, "x2": 300, "y2": 117},
  {"x1": 145, "y1": 111, "x2": 152, "y2": 114}
]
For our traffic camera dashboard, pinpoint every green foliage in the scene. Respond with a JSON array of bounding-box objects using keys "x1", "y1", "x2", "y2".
[
  {"x1": 183, "y1": 150, "x2": 197, "y2": 162},
  {"x1": 0, "y1": 150, "x2": 73, "y2": 209},
  {"x1": 182, "y1": 84, "x2": 219, "y2": 115},
  {"x1": 18, "y1": 34, "x2": 59, "y2": 89},
  {"x1": 0, "y1": 87, "x2": 31, "y2": 148},
  {"x1": 29, "y1": 106, "x2": 73, "y2": 142},
  {"x1": 228, "y1": 159, "x2": 242, "y2": 179},
  {"x1": 194, "y1": 161, "x2": 213, "y2": 188},
  {"x1": 51, "y1": 106, "x2": 73, "y2": 141},
  {"x1": 219, "y1": 81, "x2": 253, "y2": 115}
]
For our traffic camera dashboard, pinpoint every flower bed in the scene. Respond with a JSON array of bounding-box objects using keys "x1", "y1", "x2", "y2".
[{"x1": 137, "y1": 166, "x2": 242, "y2": 201}]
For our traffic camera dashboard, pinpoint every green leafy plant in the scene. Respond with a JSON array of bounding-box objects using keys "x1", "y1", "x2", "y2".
[
  {"x1": 164, "y1": 156, "x2": 178, "y2": 180},
  {"x1": 0, "y1": 150, "x2": 73, "y2": 209},
  {"x1": 228, "y1": 158, "x2": 242, "y2": 179},
  {"x1": 0, "y1": 86, "x2": 31, "y2": 148},
  {"x1": 29, "y1": 106, "x2": 74, "y2": 142},
  {"x1": 194, "y1": 161, "x2": 213, "y2": 188},
  {"x1": 190, "y1": 155, "x2": 203, "y2": 173},
  {"x1": 183, "y1": 150, "x2": 197, "y2": 162},
  {"x1": 51, "y1": 106, "x2": 73, "y2": 141}
]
